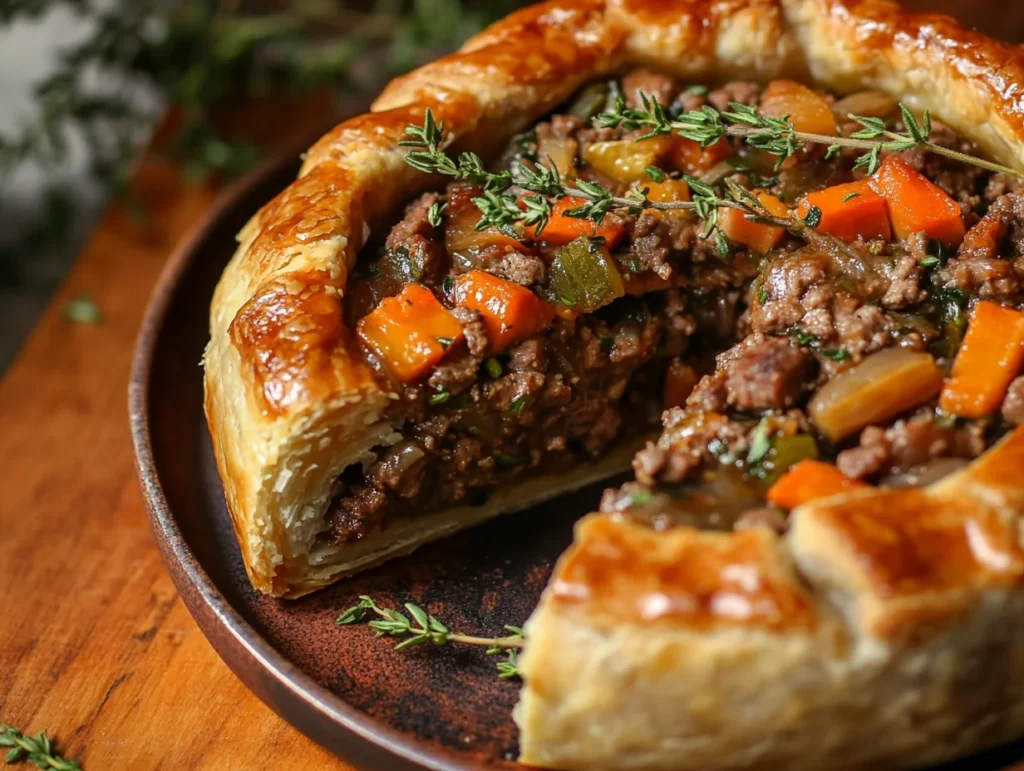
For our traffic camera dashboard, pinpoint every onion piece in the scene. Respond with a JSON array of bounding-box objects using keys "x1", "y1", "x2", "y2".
[
  {"x1": 581, "y1": 137, "x2": 673, "y2": 185},
  {"x1": 832, "y1": 91, "x2": 898, "y2": 120},
  {"x1": 880, "y1": 457, "x2": 969, "y2": 489},
  {"x1": 537, "y1": 134, "x2": 578, "y2": 181},
  {"x1": 809, "y1": 348, "x2": 944, "y2": 441}
]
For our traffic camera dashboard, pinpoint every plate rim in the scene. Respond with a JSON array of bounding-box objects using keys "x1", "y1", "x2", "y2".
[{"x1": 127, "y1": 132, "x2": 490, "y2": 771}]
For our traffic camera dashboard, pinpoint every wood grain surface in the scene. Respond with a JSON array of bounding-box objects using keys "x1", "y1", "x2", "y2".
[{"x1": 1, "y1": 4, "x2": 1023, "y2": 769}]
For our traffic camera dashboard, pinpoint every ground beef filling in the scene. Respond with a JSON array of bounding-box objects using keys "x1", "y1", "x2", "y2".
[
  {"x1": 326, "y1": 299, "x2": 695, "y2": 543},
  {"x1": 325, "y1": 72, "x2": 1024, "y2": 543}
]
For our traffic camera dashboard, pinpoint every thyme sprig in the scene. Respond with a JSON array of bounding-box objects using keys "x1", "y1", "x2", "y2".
[
  {"x1": 400, "y1": 109, "x2": 805, "y2": 241},
  {"x1": 0, "y1": 726, "x2": 80, "y2": 770},
  {"x1": 337, "y1": 596, "x2": 524, "y2": 679},
  {"x1": 597, "y1": 95, "x2": 1024, "y2": 179}
]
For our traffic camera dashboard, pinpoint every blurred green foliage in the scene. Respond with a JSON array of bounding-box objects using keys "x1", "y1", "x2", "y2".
[{"x1": 0, "y1": 0, "x2": 523, "y2": 281}]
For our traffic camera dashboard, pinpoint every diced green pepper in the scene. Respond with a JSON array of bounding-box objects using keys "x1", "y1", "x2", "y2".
[
  {"x1": 548, "y1": 236, "x2": 625, "y2": 313},
  {"x1": 761, "y1": 434, "x2": 819, "y2": 485},
  {"x1": 568, "y1": 82, "x2": 609, "y2": 120}
]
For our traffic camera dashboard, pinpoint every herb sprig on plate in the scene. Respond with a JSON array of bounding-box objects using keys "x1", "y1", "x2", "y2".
[{"x1": 336, "y1": 596, "x2": 524, "y2": 680}]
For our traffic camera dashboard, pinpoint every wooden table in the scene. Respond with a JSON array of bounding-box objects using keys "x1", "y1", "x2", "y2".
[
  {"x1": 2, "y1": 4, "x2": 1023, "y2": 769},
  {"x1": 0, "y1": 99, "x2": 349, "y2": 769}
]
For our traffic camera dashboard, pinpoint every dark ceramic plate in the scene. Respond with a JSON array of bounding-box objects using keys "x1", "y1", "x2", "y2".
[{"x1": 130, "y1": 137, "x2": 1024, "y2": 771}]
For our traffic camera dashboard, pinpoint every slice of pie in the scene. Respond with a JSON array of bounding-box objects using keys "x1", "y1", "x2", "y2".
[{"x1": 203, "y1": 0, "x2": 1024, "y2": 766}]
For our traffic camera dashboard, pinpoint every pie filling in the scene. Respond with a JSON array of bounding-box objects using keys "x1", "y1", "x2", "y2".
[{"x1": 324, "y1": 70, "x2": 1024, "y2": 545}]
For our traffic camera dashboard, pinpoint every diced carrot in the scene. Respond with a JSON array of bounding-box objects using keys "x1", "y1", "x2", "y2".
[
  {"x1": 453, "y1": 270, "x2": 555, "y2": 353},
  {"x1": 446, "y1": 185, "x2": 524, "y2": 253},
  {"x1": 868, "y1": 157, "x2": 966, "y2": 247},
  {"x1": 663, "y1": 360, "x2": 698, "y2": 409},
  {"x1": 759, "y1": 80, "x2": 838, "y2": 137},
  {"x1": 939, "y1": 301, "x2": 1024, "y2": 418},
  {"x1": 766, "y1": 459, "x2": 868, "y2": 510},
  {"x1": 668, "y1": 136, "x2": 731, "y2": 174},
  {"x1": 960, "y1": 212, "x2": 1007, "y2": 255},
  {"x1": 528, "y1": 196, "x2": 627, "y2": 248},
  {"x1": 795, "y1": 180, "x2": 891, "y2": 242},
  {"x1": 581, "y1": 137, "x2": 673, "y2": 184},
  {"x1": 718, "y1": 190, "x2": 791, "y2": 254},
  {"x1": 357, "y1": 284, "x2": 464, "y2": 383}
]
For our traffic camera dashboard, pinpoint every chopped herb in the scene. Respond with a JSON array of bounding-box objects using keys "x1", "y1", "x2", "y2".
[
  {"x1": 802, "y1": 205, "x2": 823, "y2": 228},
  {"x1": 645, "y1": 165, "x2": 666, "y2": 183},
  {"x1": 919, "y1": 255, "x2": 941, "y2": 268},
  {"x1": 822, "y1": 348, "x2": 850, "y2": 362},
  {"x1": 684, "y1": 84, "x2": 709, "y2": 96},
  {"x1": 427, "y1": 200, "x2": 447, "y2": 227},
  {"x1": 935, "y1": 412, "x2": 958, "y2": 428},
  {"x1": 484, "y1": 358, "x2": 503, "y2": 378},
  {"x1": 436, "y1": 336, "x2": 454, "y2": 350},
  {"x1": 442, "y1": 274, "x2": 455, "y2": 295},
  {"x1": 63, "y1": 294, "x2": 101, "y2": 324},
  {"x1": 626, "y1": 490, "x2": 652, "y2": 507},
  {"x1": 496, "y1": 453, "x2": 528, "y2": 468},
  {"x1": 746, "y1": 420, "x2": 773, "y2": 466},
  {"x1": 842, "y1": 191, "x2": 861, "y2": 202},
  {"x1": 515, "y1": 129, "x2": 538, "y2": 151},
  {"x1": 600, "y1": 337, "x2": 615, "y2": 353},
  {"x1": 395, "y1": 246, "x2": 423, "y2": 280},
  {"x1": 557, "y1": 293, "x2": 577, "y2": 308},
  {"x1": 508, "y1": 396, "x2": 527, "y2": 414},
  {"x1": 790, "y1": 327, "x2": 818, "y2": 347},
  {"x1": 714, "y1": 229, "x2": 730, "y2": 259},
  {"x1": 429, "y1": 390, "x2": 450, "y2": 406},
  {"x1": 757, "y1": 285, "x2": 768, "y2": 306}
]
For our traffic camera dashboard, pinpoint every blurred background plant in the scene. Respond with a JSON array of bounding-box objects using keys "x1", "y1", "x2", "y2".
[{"x1": 0, "y1": 0, "x2": 523, "y2": 369}]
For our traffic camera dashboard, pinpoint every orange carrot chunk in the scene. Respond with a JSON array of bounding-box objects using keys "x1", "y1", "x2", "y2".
[
  {"x1": 669, "y1": 136, "x2": 731, "y2": 175},
  {"x1": 454, "y1": 270, "x2": 555, "y2": 353},
  {"x1": 939, "y1": 301, "x2": 1024, "y2": 418},
  {"x1": 795, "y1": 180, "x2": 891, "y2": 242},
  {"x1": 960, "y1": 211, "x2": 1007, "y2": 255},
  {"x1": 759, "y1": 80, "x2": 838, "y2": 137},
  {"x1": 527, "y1": 196, "x2": 627, "y2": 249},
  {"x1": 868, "y1": 157, "x2": 966, "y2": 247},
  {"x1": 718, "y1": 190, "x2": 790, "y2": 254},
  {"x1": 357, "y1": 284, "x2": 464, "y2": 383},
  {"x1": 766, "y1": 460, "x2": 868, "y2": 510}
]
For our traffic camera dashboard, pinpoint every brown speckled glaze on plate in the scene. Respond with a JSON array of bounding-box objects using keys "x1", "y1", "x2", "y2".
[{"x1": 130, "y1": 133, "x2": 1024, "y2": 771}]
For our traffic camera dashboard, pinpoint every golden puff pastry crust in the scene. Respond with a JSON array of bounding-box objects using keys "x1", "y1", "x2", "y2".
[
  {"x1": 205, "y1": 0, "x2": 1024, "y2": 612},
  {"x1": 518, "y1": 424, "x2": 1024, "y2": 770}
]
